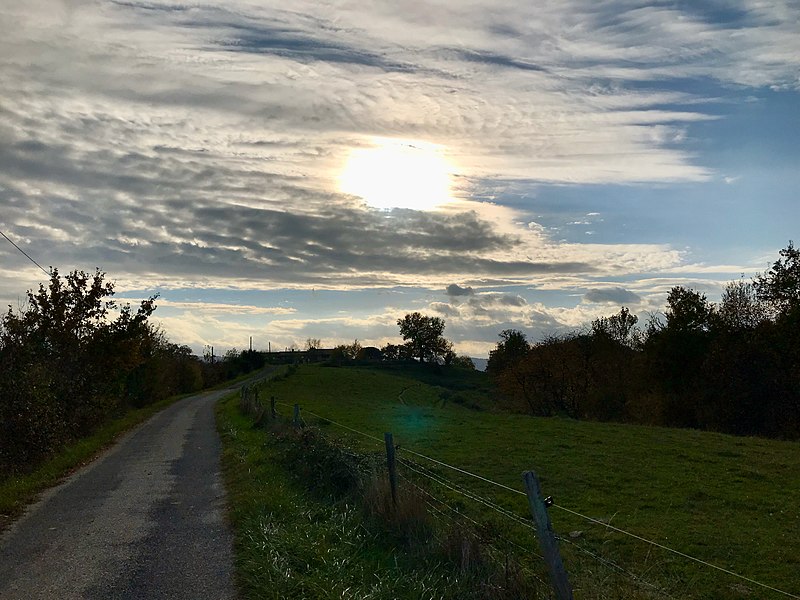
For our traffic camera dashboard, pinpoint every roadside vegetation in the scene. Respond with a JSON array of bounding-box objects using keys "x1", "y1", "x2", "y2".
[
  {"x1": 0, "y1": 390, "x2": 184, "y2": 528},
  {"x1": 227, "y1": 363, "x2": 799, "y2": 599},
  {"x1": 0, "y1": 268, "x2": 266, "y2": 525},
  {"x1": 216, "y1": 388, "x2": 542, "y2": 599}
]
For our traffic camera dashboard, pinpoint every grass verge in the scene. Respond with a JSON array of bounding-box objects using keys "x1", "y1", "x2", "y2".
[{"x1": 216, "y1": 390, "x2": 543, "y2": 599}]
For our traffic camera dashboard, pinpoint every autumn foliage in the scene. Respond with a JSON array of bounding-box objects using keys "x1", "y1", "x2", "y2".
[
  {"x1": 489, "y1": 242, "x2": 800, "y2": 439},
  {"x1": 0, "y1": 269, "x2": 204, "y2": 474}
]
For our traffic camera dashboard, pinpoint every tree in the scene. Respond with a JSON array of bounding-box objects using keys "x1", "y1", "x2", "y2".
[
  {"x1": 665, "y1": 286, "x2": 714, "y2": 332},
  {"x1": 345, "y1": 339, "x2": 362, "y2": 359},
  {"x1": 592, "y1": 306, "x2": 640, "y2": 347},
  {"x1": 451, "y1": 355, "x2": 475, "y2": 369},
  {"x1": 642, "y1": 287, "x2": 716, "y2": 428},
  {"x1": 495, "y1": 333, "x2": 587, "y2": 418},
  {"x1": 487, "y1": 329, "x2": 530, "y2": 377},
  {"x1": 718, "y1": 279, "x2": 767, "y2": 331},
  {"x1": 754, "y1": 241, "x2": 800, "y2": 316},
  {"x1": 0, "y1": 268, "x2": 157, "y2": 471},
  {"x1": 396, "y1": 312, "x2": 451, "y2": 363},
  {"x1": 588, "y1": 307, "x2": 643, "y2": 419},
  {"x1": 304, "y1": 338, "x2": 322, "y2": 351},
  {"x1": 380, "y1": 342, "x2": 411, "y2": 361},
  {"x1": 330, "y1": 339, "x2": 362, "y2": 363}
]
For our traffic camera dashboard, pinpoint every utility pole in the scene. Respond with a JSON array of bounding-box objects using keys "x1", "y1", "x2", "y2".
[{"x1": 249, "y1": 336, "x2": 253, "y2": 352}]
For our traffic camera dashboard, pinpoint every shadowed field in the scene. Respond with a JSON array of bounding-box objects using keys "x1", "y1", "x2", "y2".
[{"x1": 227, "y1": 364, "x2": 799, "y2": 599}]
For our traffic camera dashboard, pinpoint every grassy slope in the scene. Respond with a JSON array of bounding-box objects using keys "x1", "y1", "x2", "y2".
[
  {"x1": 216, "y1": 390, "x2": 521, "y2": 599},
  {"x1": 252, "y1": 364, "x2": 800, "y2": 599}
]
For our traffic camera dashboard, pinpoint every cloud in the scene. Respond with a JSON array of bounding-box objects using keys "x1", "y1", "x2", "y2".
[
  {"x1": 430, "y1": 290, "x2": 531, "y2": 325},
  {"x1": 2, "y1": 0, "x2": 796, "y2": 356},
  {"x1": 446, "y1": 283, "x2": 474, "y2": 297},
  {"x1": 429, "y1": 301, "x2": 461, "y2": 317},
  {"x1": 468, "y1": 293, "x2": 528, "y2": 308},
  {"x1": 583, "y1": 287, "x2": 642, "y2": 305},
  {"x1": 124, "y1": 298, "x2": 297, "y2": 316}
]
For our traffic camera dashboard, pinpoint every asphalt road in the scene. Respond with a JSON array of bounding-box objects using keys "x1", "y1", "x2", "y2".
[{"x1": 0, "y1": 387, "x2": 238, "y2": 599}]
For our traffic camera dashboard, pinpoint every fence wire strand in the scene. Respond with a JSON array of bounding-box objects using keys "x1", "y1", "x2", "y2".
[
  {"x1": 398, "y1": 456, "x2": 538, "y2": 535},
  {"x1": 399, "y1": 446, "x2": 525, "y2": 496},
  {"x1": 397, "y1": 471, "x2": 550, "y2": 592},
  {"x1": 281, "y1": 403, "x2": 386, "y2": 446},
  {"x1": 554, "y1": 533, "x2": 677, "y2": 600},
  {"x1": 256, "y1": 398, "x2": 799, "y2": 600},
  {"x1": 549, "y1": 502, "x2": 799, "y2": 599}
]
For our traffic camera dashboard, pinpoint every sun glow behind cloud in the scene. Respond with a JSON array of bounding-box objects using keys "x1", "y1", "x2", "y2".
[
  {"x1": 339, "y1": 138, "x2": 457, "y2": 210},
  {"x1": 1, "y1": 0, "x2": 798, "y2": 357}
]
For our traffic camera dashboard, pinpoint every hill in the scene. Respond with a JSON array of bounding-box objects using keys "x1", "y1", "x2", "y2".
[{"x1": 231, "y1": 364, "x2": 800, "y2": 599}]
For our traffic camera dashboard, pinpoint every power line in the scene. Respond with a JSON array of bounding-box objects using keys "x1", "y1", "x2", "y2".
[{"x1": 0, "y1": 229, "x2": 49, "y2": 276}]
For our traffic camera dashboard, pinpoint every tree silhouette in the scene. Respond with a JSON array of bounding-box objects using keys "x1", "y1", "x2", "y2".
[
  {"x1": 487, "y1": 329, "x2": 530, "y2": 377},
  {"x1": 396, "y1": 312, "x2": 451, "y2": 363},
  {"x1": 755, "y1": 240, "x2": 800, "y2": 316}
]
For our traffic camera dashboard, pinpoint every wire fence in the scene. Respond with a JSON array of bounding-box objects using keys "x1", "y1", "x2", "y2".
[
  {"x1": 259, "y1": 392, "x2": 799, "y2": 599},
  {"x1": 396, "y1": 453, "x2": 676, "y2": 599}
]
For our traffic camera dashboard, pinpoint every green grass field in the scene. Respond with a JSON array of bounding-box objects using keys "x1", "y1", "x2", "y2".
[
  {"x1": 241, "y1": 364, "x2": 799, "y2": 599},
  {"x1": 216, "y1": 388, "x2": 543, "y2": 599}
]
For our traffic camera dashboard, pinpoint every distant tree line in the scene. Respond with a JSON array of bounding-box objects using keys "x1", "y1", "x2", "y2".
[
  {"x1": 0, "y1": 269, "x2": 257, "y2": 475},
  {"x1": 488, "y1": 242, "x2": 800, "y2": 439},
  {"x1": 321, "y1": 313, "x2": 474, "y2": 369}
]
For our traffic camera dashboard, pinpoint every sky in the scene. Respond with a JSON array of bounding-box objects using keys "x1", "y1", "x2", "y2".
[{"x1": 1, "y1": 0, "x2": 798, "y2": 358}]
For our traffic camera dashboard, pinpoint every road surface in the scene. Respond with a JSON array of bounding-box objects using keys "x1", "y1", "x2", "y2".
[{"x1": 0, "y1": 386, "x2": 238, "y2": 599}]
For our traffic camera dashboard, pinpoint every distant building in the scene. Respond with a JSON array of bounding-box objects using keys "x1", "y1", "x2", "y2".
[{"x1": 266, "y1": 348, "x2": 335, "y2": 364}]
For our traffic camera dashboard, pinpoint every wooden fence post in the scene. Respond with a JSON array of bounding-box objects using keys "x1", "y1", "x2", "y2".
[
  {"x1": 522, "y1": 470, "x2": 573, "y2": 600},
  {"x1": 270, "y1": 396, "x2": 276, "y2": 419},
  {"x1": 293, "y1": 403, "x2": 301, "y2": 428},
  {"x1": 384, "y1": 432, "x2": 398, "y2": 506}
]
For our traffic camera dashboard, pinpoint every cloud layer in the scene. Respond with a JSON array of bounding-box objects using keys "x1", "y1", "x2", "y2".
[{"x1": 1, "y1": 0, "x2": 797, "y2": 353}]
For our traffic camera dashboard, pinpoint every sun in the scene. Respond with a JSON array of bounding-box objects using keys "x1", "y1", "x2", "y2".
[{"x1": 339, "y1": 138, "x2": 456, "y2": 210}]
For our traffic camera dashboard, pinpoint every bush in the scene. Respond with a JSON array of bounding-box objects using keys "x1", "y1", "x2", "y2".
[{"x1": 0, "y1": 269, "x2": 205, "y2": 474}]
